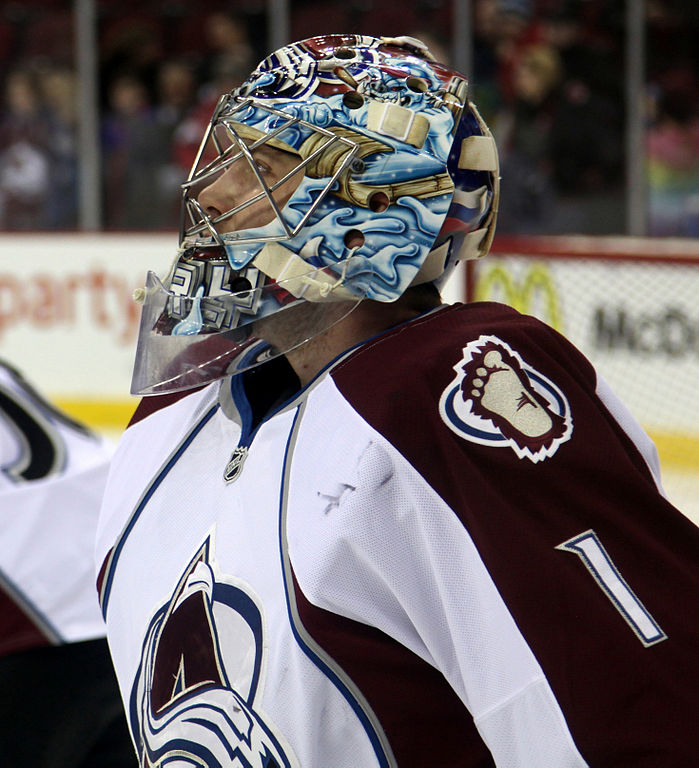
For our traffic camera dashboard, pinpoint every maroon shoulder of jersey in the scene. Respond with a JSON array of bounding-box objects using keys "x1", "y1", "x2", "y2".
[
  {"x1": 327, "y1": 301, "x2": 699, "y2": 765},
  {"x1": 128, "y1": 387, "x2": 205, "y2": 428}
]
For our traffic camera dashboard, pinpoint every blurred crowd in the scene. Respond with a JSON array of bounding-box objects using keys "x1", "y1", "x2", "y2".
[
  {"x1": 0, "y1": 1, "x2": 265, "y2": 231},
  {"x1": 0, "y1": 0, "x2": 697, "y2": 235},
  {"x1": 470, "y1": 0, "x2": 699, "y2": 235}
]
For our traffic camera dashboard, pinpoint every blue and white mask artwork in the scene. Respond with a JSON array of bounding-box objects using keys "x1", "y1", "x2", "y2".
[{"x1": 131, "y1": 34, "x2": 499, "y2": 395}]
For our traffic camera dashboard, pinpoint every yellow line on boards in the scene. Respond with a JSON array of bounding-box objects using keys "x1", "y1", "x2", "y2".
[
  {"x1": 649, "y1": 431, "x2": 699, "y2": 472},
  {"x1": 54, "y1": 398, "x2": 138, "y2": 435}
]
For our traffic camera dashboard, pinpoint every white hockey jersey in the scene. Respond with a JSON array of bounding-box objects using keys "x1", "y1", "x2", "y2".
[
  {"x1": 96, "y1": 302, "x2": 699, "y2": 767},
  {"x1": 0, "y1": 360, "x2": 113, "y2": 655}
]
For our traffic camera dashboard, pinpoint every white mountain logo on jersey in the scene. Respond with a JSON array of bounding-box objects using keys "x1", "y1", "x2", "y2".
[
  {"x1": 439, "y1": 335, "x2": 572, "y2": 462},
  {"x1": 130, "y1": 536, "x2": 299, "y2": 768}
]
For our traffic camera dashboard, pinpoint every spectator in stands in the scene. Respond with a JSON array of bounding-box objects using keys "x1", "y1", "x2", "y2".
[
  {"x1": 99, "y1": 18, "x2": 163, "y2": 108},
  {"x1": 101, "y1": 73, "x2": 161, "y2": 229},
  {"x1": 471, "y1": 0, "x2": 506, "y2": 121},
  {"x1": 152, "y1": 59, "x2": 198, "y2": 228},
  {"x1": 494, "y1": 42, "x2": 563, "y2": 232},
  {"x1": 0, "y1": 68, "x2": 50, "y2": 230},
  {"x1": 472, "y1": 0, "x2": 549, "y2": 134},
  {"x1": 155, "y1": 59, "x2": 197, "y2": 131},
  {"x1": 172, "y1": 13, "x2": 255, "y2": 180},
  {"x1": 198, "y1": 11, "x2": 254, "y2": 93},
  {"x1": 489, "y1": 0, "x2": 541, "y2": 104},
  {"x1": 546, "y1": 68, "x2": 624, "y2": 233},
  {"x1": 40, "y1": 67, "x2": 80, "y2": 229}
]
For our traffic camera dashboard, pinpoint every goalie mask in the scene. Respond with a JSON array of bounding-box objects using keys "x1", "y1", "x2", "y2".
[{"x1": 132, "y1": 33, "x2": 499, "y2": 395}]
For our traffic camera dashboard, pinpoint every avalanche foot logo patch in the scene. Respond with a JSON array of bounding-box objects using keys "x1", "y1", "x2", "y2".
[
  {"x1": 439, "y1": 335, "x2": 572, "y2": 462},
  {"x1": 130, "y1": 536, "x2": 298, "y2": 768}
]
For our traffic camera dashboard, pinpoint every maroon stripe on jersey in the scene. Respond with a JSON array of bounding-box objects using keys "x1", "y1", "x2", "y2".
[
  {"x1": 290, "y1": 568, "x2": 495, "y2": 768},
  {"x1": 128, "y1": 389, "x2": 203, "y2": 428},
  {"x1": 96, "y1": 547, "x2": 113, "y2": 600},
  {"x1": 0, "y1": 587, "x2": 51, "y2": 657},
  {"x1": 330, "y1": 302, "x2": 699, "y2": 765}
]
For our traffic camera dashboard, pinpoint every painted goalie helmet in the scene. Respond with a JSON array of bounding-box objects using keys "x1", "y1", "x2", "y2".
[{"x1": 132, "y1": 33, "x2": 499, "y2": 395}]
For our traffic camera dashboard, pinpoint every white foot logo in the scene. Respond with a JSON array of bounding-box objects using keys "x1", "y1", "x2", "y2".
[{"x1": 439, "y1": 335, "x2": 572, "y2": 462}]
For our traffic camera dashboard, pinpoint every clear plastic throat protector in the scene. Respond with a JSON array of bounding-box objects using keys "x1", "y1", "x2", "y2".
[{"x1": 131, "y1": 257, "x2": 367, "y2": 395}]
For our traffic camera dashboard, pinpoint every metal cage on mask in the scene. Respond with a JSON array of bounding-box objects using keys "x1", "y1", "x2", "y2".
[{"x1": 181, "y1": 95, "x2": 361, "y2": 250}]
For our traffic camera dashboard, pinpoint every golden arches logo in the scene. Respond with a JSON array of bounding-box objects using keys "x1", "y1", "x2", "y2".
[{"x1": 474, "y1": 263, "x2": 563, "y2": 331}]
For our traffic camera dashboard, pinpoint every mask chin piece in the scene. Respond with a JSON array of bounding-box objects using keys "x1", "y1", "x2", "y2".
[{"x1": 130, "y1": 261, "x2": 370, "y2": 395}]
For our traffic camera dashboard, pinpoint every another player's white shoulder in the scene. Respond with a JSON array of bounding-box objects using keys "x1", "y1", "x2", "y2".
[
  {"x1": 0, "y1": 360, "x2": 114, "y2": 649},
  {"x1": 0, "y1": 359, "x2": 111, "y2": 489}
]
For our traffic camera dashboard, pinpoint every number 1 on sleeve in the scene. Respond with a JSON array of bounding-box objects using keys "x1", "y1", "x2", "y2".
[{"x1": 557, "y1": 529, "x2": 667, "y2": 647}]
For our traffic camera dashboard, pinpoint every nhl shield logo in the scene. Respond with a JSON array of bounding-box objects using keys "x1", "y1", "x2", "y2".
[
  {"x1": 439, "y1": 335, "x2": 572, "y2": 462},
  {"x1": 224, "y1": 445, "x2": 248, "y2": 483}
]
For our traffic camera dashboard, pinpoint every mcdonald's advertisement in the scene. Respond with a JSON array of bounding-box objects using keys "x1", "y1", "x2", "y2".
[{"x1": 471, "y1": 254, "x2": 699, "y2": 472}]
